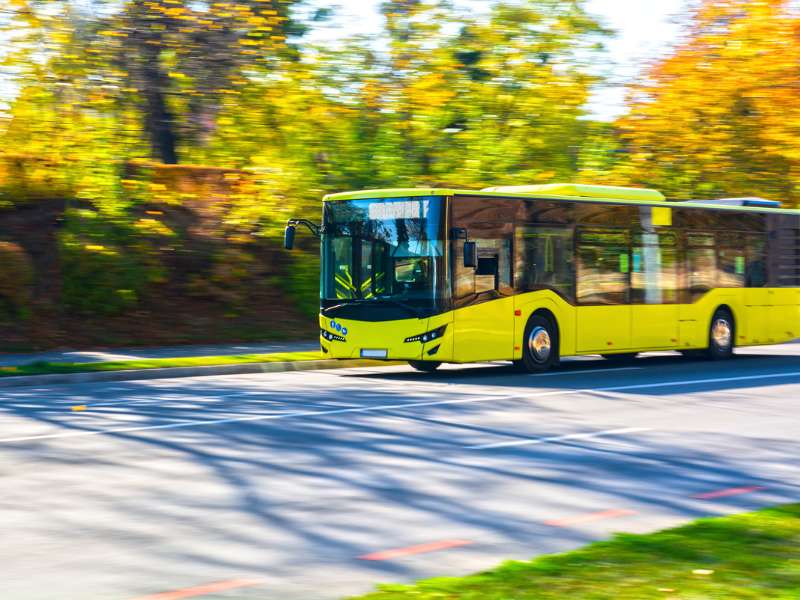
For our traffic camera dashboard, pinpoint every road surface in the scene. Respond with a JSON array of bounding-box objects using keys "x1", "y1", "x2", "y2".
[{"x1": 1, "y1": 344, "x2": 799, "y2": 599}]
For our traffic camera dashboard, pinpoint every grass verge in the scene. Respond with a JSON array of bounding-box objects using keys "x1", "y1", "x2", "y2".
[
  {"x1": 348, "y1": 504, "x2": 800, "y2": 599},
  {"x1": 0, "y1": 351, "x2": 325, "y2": 378}
]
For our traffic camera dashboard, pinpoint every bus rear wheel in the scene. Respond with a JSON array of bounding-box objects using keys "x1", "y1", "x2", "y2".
[
  {"x1": 516, "y1": 314, "x2": 559, "y2": 373},
  {"x1": 408, "y1": 360, "x2": 442, "y2": 373},
  {"x1": 707, "y1": 308, "x2": 735, "y2": 360}
]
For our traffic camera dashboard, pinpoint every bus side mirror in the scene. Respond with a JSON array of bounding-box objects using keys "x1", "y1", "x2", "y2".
[
  {"x1": 284, "y1": 225, "x2": 296, "y2": 250},
  {"x1": 463, "y1": 241, "x2": 477, "y2": 268}
]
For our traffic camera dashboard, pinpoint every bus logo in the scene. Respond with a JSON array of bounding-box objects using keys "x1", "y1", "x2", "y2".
[{"x1": 329, "y1": 320, "x2": 348, "y2": 336}]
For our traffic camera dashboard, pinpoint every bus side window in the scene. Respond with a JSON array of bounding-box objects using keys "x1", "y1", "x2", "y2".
[
  {"x1": 631, "y1": 231, "x2": 678, "y2": 304},
  {"x1": 718, "y1": 233, "x2": 746, "y2": 288},
  {"x1": 746, "y1": 234, "x2": 767, "y2": 287},
  {"x1": 514, "y1": 226, "x2": 575, "y2": 302},
  {"x1": 576, "y1": 228, "x2": 630, "y2": 305},
  {"x1": 686, "y1": 232, "x2": 716, "y2": 301}
]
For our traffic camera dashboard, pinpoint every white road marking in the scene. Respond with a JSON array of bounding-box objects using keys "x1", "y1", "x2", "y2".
[
  {"x1": 57, "y1": 397, "x2": 295, "y2": 409},
  {"x1": 532, "y1": 366, "x2": 642, "y2": 377},
  {"x1": 62, "y1": 368, "x2": 639, "y2": 409},
  {"x1": 1, "y1": 370, "x2": 799, "y2": 444},
  {"x1": 0, "y1": 366, "x2": 681, "y2": 414},
  {"x1": 467, "y1": 427, "x2": 652, "y2": 450}
]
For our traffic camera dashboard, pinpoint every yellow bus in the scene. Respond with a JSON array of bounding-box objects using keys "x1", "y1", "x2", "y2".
[{"x1": 285, "y1": 183, "x2": 800, "y2": 373}]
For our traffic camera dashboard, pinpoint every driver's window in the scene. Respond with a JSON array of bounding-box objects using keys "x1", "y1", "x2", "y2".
[
  {"x1": 475, "y1": 239, "x2": 506, "y2": 293},
  {"x1": 453, "y1": 233, "x2": 512, "y2": 307}
]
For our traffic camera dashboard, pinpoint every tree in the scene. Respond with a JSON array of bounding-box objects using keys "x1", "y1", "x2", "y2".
[
  {"x1": 439, "y1": 1, "x2": 608, "y2": 186},
  {"x1": 202, "y1": 0, "x2": 608, "y2": 194},
  {"x1": 3, "y1": 0, "x2": 304, "y2": 164},
  {"x1": 617, "y1": 0, "x2": 800, "y2": 205},
  {"x1": 3, "y1": 0, "x2": 609, "y2": 190},
  {"x1": 349, "y1": 0, "x2": 608, "y2": 187}
]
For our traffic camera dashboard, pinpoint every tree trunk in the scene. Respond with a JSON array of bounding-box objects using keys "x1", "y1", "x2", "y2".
[{"x1": 141, "y1": 46, "x2": 179, "y2": 164}]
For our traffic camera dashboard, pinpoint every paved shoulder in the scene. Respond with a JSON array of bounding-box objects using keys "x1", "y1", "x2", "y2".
[{"x1": 0, "y1": 340, "x2": 320, "y2": 367}]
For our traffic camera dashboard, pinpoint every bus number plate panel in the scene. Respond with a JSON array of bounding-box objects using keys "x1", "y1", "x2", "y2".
[{"x1": 361, "y1": 349, "x2": 388, "y2": 359}]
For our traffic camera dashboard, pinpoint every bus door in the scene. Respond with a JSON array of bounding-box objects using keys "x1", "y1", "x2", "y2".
[
  {"x1": 575, "y1": 228, "x2": 632, "y2": 353},
  {"x1": 717, "y1": 232, "x2": 786, "y2": 344},
  {"x1": 630, "y1": 231, "x2": 679, "y2": 349},
  {"x1": 682, "y1": 233, "x2": 718, "y2": 346},
  {"x1": 452, "y1": 233, "x2": 515, "y2": 362},
  {"x1": 741, "y1": 233, "x2": 770, "y2": 343}
]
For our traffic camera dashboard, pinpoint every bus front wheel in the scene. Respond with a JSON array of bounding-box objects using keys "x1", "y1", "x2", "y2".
[
  {"x1": 516, "y1": 314, "x2": 559, "y2": 373},
  {"x1": 706, "y1": 308, "x2": 735, "y2": 360},
  {"x1": 408, "y1": 360, "x2": 442, "y2": 373}
]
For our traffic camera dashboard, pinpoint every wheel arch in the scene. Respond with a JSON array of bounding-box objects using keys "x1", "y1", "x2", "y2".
[
  {"x1": 514, "y1": 292, "x2": 575, "y2": 357},
  {"x1": 517, "y1": 308, "x2": 561, "y2": 372},
  {"x1": 704, "y1": 302, "x2": 738, "y2": 360},
  {"x1": 530, "y1": 308, "x2": 560, "y2": 345},
  {"x1": 525, "y1": 308, "x2": 561, "y2": 363},
  {"x1": 711, "y1": 303, "x2": 737, "y2": 338}
]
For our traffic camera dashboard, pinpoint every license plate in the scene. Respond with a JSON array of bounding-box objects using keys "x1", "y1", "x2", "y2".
[{"x1": 361, "y1": 349, "x2": 388, "y2": 359}]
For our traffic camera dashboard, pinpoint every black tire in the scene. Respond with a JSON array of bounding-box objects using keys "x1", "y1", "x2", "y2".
[
  {"x1": 706, "y1": 307, "x2": 735, "y2": 360},
  {"x1": 515, "y1": 314, "x2": 559, "y2": 373},
  {"x1": 408, "y1": 360, "x2": 442, "y2": 373},
  {"x1": 602, "y1": 352, "x2": 638, "y2": 363}
]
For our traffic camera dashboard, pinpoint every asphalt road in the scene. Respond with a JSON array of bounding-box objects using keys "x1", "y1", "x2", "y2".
[{"x1": 2, "y1": 344, "x2": 799, "y2": 600}]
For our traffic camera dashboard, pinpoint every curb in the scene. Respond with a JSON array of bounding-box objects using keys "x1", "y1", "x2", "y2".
[{"x1": 0, "y1": 359, "x2": 397, "y2": 389}]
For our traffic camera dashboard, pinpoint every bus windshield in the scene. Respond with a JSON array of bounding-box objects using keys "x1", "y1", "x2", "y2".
[{"x1": 322, "y1": 196, "x2": 447, "y2": 318}]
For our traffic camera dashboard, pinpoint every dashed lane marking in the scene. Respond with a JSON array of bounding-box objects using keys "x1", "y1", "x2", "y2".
[
  {"x1": 359, "y1": 539, "x2": 473, "y2": 561},
  {"x1": 694, "y1": 486, "x2": 767, "y2": 500},
  {"x1": 544, "y1": 509, "x2": 637, "y2": 528},
  {"x1": 131, "y1": 578, "x2": 263, "y2": 600},
  {"x1": 467, "y1": 427, "x2": 651, "y2": 450}
]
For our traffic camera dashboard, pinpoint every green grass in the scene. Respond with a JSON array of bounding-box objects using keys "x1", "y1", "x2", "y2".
[
  {"x1": 0, "y1": 351, "x2": 325, "y2": 378},
  {"x1": 348, "y1": 505, "x2": 800, "y2": 600}
]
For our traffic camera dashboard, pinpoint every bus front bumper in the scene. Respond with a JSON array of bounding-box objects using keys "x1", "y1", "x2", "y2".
[{"x1": 318, "y1": 313, "x2": 452, "y2": 362}]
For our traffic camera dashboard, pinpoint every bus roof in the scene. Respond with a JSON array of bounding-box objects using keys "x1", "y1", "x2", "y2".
[{"x1": 322, "y1": 185, "x2": 800, "y2": 215}]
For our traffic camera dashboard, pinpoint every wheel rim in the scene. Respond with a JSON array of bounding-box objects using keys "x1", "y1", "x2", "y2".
[
  {"x1": 712, "y1": 318, "x2": 732, "y2": 349},
  {"x1": 528, "y1": 326, "x2": 552, "y2": 363}
]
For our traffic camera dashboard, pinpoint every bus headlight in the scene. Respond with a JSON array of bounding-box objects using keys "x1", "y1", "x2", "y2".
[
  {"x1": 405, "y1": 325, "x2": 447, "y2": 344},
  {"x1": 321, "y1": 329, "x2": 346, "y2": 342}
]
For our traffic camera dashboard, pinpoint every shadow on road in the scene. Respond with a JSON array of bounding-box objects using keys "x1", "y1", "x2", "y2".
[
  {"x1": 0, "y1": 349, "x2": 797, "y2": 592},
  {"x1": 342, "y1": 350, "x2": 800, "y2": 397}
]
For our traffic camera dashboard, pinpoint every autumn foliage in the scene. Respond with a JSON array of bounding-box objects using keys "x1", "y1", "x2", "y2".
[
  {"x1": 617, "y1": 0, "x2": 800, "y2": 205},
  {"x1": 0, "y1": 0, "x2": 799, "y2": 349}
]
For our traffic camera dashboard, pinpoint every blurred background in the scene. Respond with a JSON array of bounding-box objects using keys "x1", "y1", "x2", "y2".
[{"x1": 0, "y1": 0, "x2": 797, "y2": 351}]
